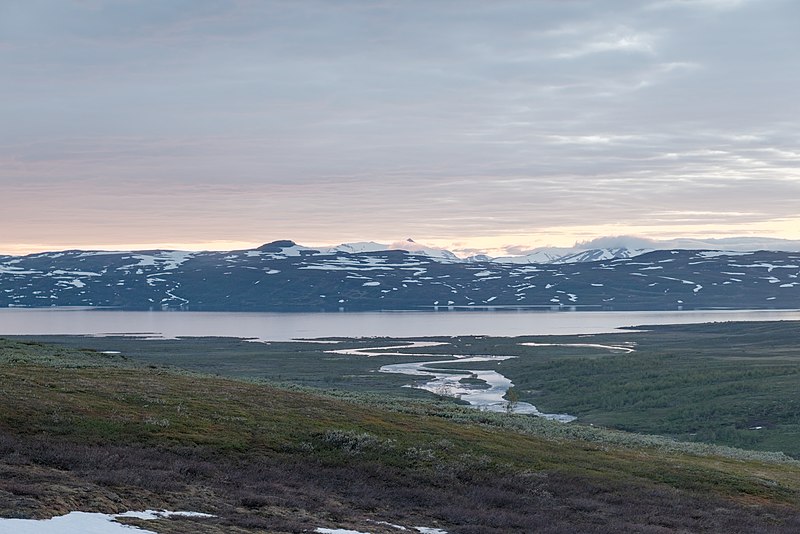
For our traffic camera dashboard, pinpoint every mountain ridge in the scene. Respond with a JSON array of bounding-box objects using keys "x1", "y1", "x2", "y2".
[{"x1": 1, "y1": 240, "x2": 798, "y2": 312}]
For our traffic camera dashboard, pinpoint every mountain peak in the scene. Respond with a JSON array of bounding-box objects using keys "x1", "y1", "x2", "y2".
[{"x1": 257, "y1": 240, "x2": 297, "y2": 251}]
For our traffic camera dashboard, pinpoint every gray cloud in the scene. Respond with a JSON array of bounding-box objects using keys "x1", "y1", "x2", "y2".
[
  {"x1": 1, "y1": 0, "x2": 799, "y2": 252},
  {"x1": 576, "y1": 235, "x2": 800, "y2": 252}
]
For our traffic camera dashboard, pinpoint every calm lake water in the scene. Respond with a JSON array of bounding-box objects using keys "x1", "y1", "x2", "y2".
[{"x1": 1, "y1": 308, "x2": 799, "y2": 341}]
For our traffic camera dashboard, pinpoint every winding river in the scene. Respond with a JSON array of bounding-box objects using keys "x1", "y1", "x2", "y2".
[{"x1": 329, "y1": 341, "x2": 638, "y2": 422}]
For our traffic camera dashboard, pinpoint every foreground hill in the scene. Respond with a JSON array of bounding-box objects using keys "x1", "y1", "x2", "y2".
[
  {"x1": 2, "y1": 338, "x2": 800, "y2": 532},
  {"x1": 1, "y1": 241, "x2": 799, "y2": 311},
  {"x1": 25, "y1": 320, "x2": 800, "y2": 457}
]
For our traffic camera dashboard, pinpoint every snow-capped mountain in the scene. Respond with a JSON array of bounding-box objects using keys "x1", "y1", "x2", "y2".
[
  {"x1": 491, "y1": 247, "x2": 653, "y2": 264},
  {"x1": 1, "y1": 240, "x2": 798, "y2": 312},
  {"x1": 257, "y1": 239, "x2": 460, "y2": 261},
  {"x1": 329, "y1": 241, "x2": 392, "y2": 255}
]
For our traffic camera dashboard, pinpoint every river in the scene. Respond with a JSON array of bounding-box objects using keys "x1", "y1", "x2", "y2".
[{"x1": 328, "y1": 341, "x2": 646, "y2": 421}]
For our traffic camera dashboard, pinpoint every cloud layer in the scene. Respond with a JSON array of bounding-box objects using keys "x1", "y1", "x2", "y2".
[{"x1": 2, "y1": 0, "x2": 799, "y2": 253}]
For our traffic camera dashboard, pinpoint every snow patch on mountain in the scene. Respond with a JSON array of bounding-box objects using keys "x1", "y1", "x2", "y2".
[
  {"x1": 493, "y1": 247, "x2": 653, "y2": 264},
  {"x1": 330, "y1": 241, "x2": 392, "y2": 254},
  {"x1": 697, "y1": 251, "x2": 754, "y2": 258},
  {"x1": 243, "y1": 237, "x2": 800, "y2": 265},
  {"x1": 0, "y1": 266, "x2": 41, "y2": 275},
  {"x1": 125, "y1": 251, "x2": 195, "y2": 270}
]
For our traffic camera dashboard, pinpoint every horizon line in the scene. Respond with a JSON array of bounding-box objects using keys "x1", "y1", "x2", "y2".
[{"x1": 4, "y1": 234, "x2": 800, "y2": 258}]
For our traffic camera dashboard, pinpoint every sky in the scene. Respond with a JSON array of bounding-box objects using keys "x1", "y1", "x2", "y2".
[{"x1": 1, "y1": 0, "x2": 799, "y2": 257}]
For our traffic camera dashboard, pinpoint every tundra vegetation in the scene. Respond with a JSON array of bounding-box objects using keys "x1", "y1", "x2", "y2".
[{"x1": 2, "y1": 320, "x2": 800, "y2": 532}]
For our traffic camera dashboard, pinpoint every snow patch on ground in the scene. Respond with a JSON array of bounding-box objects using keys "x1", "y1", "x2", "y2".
[
  {"x1": 316, "y1": 529, "x2": 371, "y2": 534},
  {"x1": 0, "y1": 510, "x2": 213, "y2": 533},
  {"x1": 316, "y1": 527, "x2": 448, "y2": 534}
]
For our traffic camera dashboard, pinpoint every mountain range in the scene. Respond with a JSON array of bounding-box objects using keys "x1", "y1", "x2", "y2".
[{"x1": 1, "y1": 239, "x2": 798, "y2": 311}]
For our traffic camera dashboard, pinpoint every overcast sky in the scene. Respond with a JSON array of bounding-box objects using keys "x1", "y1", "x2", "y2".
[{"x1": 2, "y1": 0, "x2": 799, "y2": 255}]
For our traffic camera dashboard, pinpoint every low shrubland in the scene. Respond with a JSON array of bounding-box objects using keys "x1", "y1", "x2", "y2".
[
  {"x1": 26, "y1": 321, "x2": 800, "y2": 458},
  {"x1": 2, "y1": 337, "x2": 800, "y2": 532}
]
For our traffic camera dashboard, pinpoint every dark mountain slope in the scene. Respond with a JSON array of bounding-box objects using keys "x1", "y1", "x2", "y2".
[{"x1": 1, "y1": 243, "x2": 798, "y2": 311}]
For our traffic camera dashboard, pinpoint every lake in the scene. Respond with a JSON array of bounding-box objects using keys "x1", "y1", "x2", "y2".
[{"x1": 1, "y1": 308, "x2": 799, "y2": 341}]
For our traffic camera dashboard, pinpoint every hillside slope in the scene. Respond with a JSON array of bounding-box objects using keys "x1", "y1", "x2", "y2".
[{"x1": 1, "y1": 338, "x2": 800, "y2": 532}]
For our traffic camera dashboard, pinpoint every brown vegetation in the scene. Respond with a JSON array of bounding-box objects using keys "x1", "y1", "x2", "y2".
[{"x1": 2, "y1": 338, "x2": 800, "y2": 532}]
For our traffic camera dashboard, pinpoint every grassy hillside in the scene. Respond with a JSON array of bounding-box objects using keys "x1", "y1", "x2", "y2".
[
  {"x1": 26, "y1": 320, "x2": 800, "y2": 457},
  {"x1": 2, "y1": 338, "x2": 800, "y2": 532}
]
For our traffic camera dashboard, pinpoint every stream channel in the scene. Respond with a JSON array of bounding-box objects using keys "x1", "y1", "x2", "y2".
[{"x1": 328, "y1": 340, "x2": 637, "y2": 423}]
